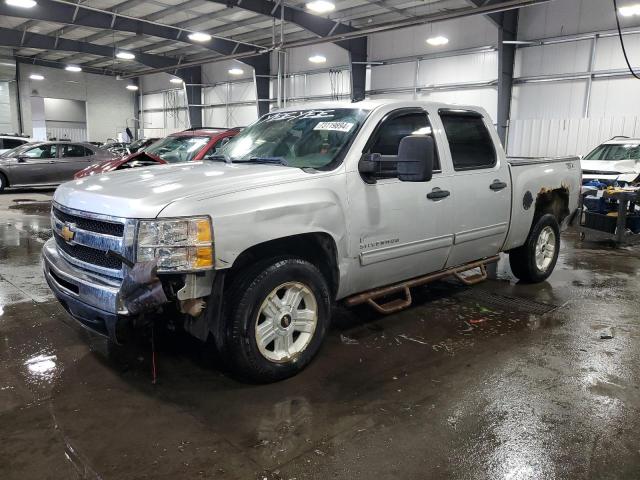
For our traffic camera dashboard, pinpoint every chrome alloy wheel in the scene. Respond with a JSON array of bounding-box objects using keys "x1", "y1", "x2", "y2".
[
  {"x1": 535, "y1": 225, "x2": 556, "y2": 272},
  {"x1": 255, "y1": 282, "x2": 318, "y2": 363}
]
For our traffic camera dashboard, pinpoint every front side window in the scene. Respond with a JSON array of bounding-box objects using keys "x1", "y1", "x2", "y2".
[
  {"x1": 220, "y1": 108, "x2": 369, "y2": 169},
  {"x1": 584, "y1": 143, "x2": 640, "y2": 161},
  {"x1": 366, "y1": 111, "x2": 439, "y2": 179},
  {"x1": 23, "y1": 144, "x2": 57, "y2": 159},
  {"x1": 145, "y1": 136, "x2": 210, "y2": 163},
  {"x1": 440, "y1": 112, "x2": 496, "y2": 171}
]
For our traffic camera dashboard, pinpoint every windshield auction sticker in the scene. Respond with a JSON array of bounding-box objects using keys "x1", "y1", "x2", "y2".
[{"x1": 313, "y1": 122, "x2": 354, "y2": 132}]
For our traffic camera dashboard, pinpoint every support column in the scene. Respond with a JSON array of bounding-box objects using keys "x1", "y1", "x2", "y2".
[
  {"x1": 343, "y1": 37, "x2": 367, "y2": 102},
  {"x1": 249, "y1": 54, "x2": 271, "y2": 117},
  {"x1": 496, "y1": 10, "x2": 518, "y2": 146},
  {"x1": 177, "y1": 66, "x2": 202, "y2": 129}
]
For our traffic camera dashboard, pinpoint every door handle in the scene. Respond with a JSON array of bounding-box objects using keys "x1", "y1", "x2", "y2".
[
  {"x1": 490, "y1": 180, "x2": 508, "y2": 191},
  {"x1": 427, "y1": 188, "x2": 450, "y2": 200}
]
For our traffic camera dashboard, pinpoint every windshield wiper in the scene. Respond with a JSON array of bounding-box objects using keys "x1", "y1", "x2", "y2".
[
  {"x1": 246, "y1": 156, "x2": 289, "y2": 166},
  {"x1": 203, "y1": 154, "x2": 232, "y2": 164}
]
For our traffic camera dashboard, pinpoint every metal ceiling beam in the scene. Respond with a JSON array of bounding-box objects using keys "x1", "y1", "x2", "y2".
[
  {"x1": 466, "y1": 0, "x2": 507, "y2": 27},
  {"x1": 205, "y1": 0, "x2": 367, "y2": 102},
  {"x1": 14, "y1": 55, "x2": 122, "y2": 76},
  {"x1": 0, "y1": 27, "x2": 177, "y2": 70},
  {"x1": 0, "y1": 0, "x2": 260, "y2": 58}
]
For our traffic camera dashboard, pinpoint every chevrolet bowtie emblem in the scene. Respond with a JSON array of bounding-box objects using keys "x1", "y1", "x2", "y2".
[{"x1": 61, "y1": 223, "x2": 75, "y2": 243}]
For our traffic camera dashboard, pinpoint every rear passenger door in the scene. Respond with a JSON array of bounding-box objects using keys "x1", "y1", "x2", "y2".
[
  {"x1": 56, "y1": 144, "x2": 93, "y2": 182},
  {"x1": 438, "y1": 109, "x2": 511, "y2": 268}
]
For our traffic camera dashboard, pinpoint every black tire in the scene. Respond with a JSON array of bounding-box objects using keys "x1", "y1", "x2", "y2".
[
  {"x1": 222, "y1": 257, "x2": 331, "y2": 382},
  {"x1": 0, "y1": 173, "x2": 7, "y2": 192},
  {"x1": 509, "y1": 213, "x2": 560, "y2": 283}
]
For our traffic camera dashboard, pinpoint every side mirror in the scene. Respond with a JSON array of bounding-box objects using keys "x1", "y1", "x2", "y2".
[
  {"x1": 397, "y1": 136, "x2": 435, "y2": 182},
  {"x1": 358, "y1": 153, "x2": 381, "y2": 184},
  {"x1": 220, "y1": 137, "x2": 231, "y2": 148},
  {"x1": 17, "y1": 156, "x2": 27, "y2": 163}
]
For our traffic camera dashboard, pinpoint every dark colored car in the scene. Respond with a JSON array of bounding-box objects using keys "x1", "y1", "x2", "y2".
[
  {"x1": 0, "y1": 141, "x2": 115, "y2": 192},
  {"x1": 74, "y1": 128, "x2": 239, "y2": 178}
]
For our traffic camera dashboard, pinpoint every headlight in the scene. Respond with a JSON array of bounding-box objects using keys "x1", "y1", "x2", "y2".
[{"x1": 136, "y1": 217, "x2": 213, "y2": 271}]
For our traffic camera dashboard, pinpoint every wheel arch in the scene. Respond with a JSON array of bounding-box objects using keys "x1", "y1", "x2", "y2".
[
  {"x1": 225, "y1": 232, "x2": 340, "y2": 299},
  {"x1": 533, "y1": 186, "x2": 570, "y2": 225}
]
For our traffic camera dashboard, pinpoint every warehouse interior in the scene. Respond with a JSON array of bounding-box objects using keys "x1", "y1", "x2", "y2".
[{"x1": 2, "y1": 0, "x2": 640, "y2": 478}]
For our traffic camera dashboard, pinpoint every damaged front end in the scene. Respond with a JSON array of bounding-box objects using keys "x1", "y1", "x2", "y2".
[{"x1": 43, "y1": 203, "x2": 219, "y2": 344}]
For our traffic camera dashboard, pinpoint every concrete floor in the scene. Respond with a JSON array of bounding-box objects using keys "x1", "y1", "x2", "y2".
[{"x1": 1, "y1": 189, "x2": 640, "y2": 480}]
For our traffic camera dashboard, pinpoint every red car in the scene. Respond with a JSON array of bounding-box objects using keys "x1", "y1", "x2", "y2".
[{"x1": 74, "y1": 127, "x2": 240, "y2": 179}]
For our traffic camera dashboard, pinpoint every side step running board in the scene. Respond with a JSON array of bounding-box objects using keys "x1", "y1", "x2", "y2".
[{"x1": 344, "y1": 255, "x2": 500, "y2": 315}]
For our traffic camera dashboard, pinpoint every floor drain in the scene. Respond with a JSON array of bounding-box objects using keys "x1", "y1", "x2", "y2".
[{"x1": 454, "y1": 288, "x2": 559, "y2": 316}]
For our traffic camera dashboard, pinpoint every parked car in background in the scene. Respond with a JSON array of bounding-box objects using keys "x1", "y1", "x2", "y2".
[
  {"x1": 581, "y1": 136, "x2": 640, "y2": 185},
  {"x1": 0, "y1": 141, "x2": 114, "y2": 191},
  {"x1": 45, "y1": 100, "x2": 581, "y2": 382},
  {"x1": 0, "y1": 134, "x2": 33, "y2": 154},
  {"x1": 74, "y1": 128, "x2": 239, "y2": 178}
]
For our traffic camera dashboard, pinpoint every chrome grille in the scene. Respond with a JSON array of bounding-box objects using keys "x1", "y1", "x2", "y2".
[
  {"x1": 51, "y1": 202, "x2": 130, "y2": 279},
  {"x1": 53, "y1": 232, "x2": 122, "y2": 270},
  {"x1": 52, "y1": 206, "x2": 124, "y2": 237}
]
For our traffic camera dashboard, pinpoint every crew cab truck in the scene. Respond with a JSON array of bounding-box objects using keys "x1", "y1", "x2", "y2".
[{"x1": 43, "y1": 100, "x2": 581, "y2": 382}]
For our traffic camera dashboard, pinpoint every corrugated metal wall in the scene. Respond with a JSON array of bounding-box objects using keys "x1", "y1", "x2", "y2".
[{"x1": 0, "y1": 81, "x2": 13, "y2": 133}]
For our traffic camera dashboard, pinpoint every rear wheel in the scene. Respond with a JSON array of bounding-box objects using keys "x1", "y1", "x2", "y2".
[
  {"x1": 222, "y1": 257, "x2": 331, "y2": 382},
  {"x1": 509, "y1": 213, "x2": 560, "y2": 283}
]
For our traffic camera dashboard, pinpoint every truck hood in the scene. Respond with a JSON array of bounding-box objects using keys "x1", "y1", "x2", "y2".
[{"x1": 54, "y1": 161, "x2": 311, "y2": 218}]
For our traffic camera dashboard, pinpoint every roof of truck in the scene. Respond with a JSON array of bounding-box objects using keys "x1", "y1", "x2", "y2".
[
  {"x1": 274, "y1": 98, "x2": 485, "y2": 115},
  {"x1": 603, "y1": 137, "x2": 640, "y2": 145}
]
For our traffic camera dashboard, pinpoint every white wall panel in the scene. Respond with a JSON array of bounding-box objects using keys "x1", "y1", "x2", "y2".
[
  {"x1": 519, "y1": 0, "x2": 640, "y2": 39},
  {"x1": 589, "y1": 77, "x2": 640, "y2": 117},
  {"x1": 594, "y1": 34, "x2": 640, "y2": 71},
  {"x1": 0, "y1": 81, "x2": 12, "y2": 132},
  {"x1": 507, "y1": 116, "x2": 640, "y2": 158},
  {"x1": 203, "y1": 84, "x2": 228, "y2": 106},
  {"x1": 202, "y1": 60, "x2": 253, "y2": 83},
  {"x1": 368, "y1": 16, "x2": 497, "y2": 61},
  {"x1": 142, "y1": 93, "x2": 164, "y2": 110},
  {"x1": 511, "y1": 81, "x2": 588, "y2": 120},
  {"x1": 419, "y1": 51, "x2": 497, "y2": 85},
  {"x1": 514, "y1": 40, "x2": 592, "y2": 77},
  {"x1": 230, "y1": 82, "x2": 256, "y2": 103},
  {"x1": 282, "y1": 44, "x2": 348, "y2": 74},
  {"x1": 370, "y1": 63, "x2": 415, "y2": 90}
]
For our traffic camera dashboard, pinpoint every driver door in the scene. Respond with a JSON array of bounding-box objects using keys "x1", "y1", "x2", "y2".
[
  {"x1": 346, "y1": 108, "x2": 455, "y2": 294},
  {"x1": 9, "y1": 144, "x2": 58, "y2": 186}
]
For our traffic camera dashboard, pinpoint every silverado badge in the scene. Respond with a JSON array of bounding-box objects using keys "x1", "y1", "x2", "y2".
[{"x1": 61, "y1": 223, "x2": 76, "y2": 243}]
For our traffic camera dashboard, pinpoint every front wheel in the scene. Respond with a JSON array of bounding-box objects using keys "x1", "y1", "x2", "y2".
[
  {"x1": 223, "y1": 257, "x2": 331, "y2": 382},
  {"x1": 509, "y1": 213, "x2": 560, "y2": 283},
  {"x1": 0, "y1": 173, "x2": 7, "y2": 193}
]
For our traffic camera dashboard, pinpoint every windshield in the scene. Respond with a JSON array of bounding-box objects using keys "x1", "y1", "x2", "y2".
[
  {"x1": 144, "y1": 135, "x2": 209, "y2": 163},
  {"x1": 219, "y1": 108, "x2": 369, "y2": 169},
  {"x1": 584, "y1": 143, "x2": 640, "y2": 161}
]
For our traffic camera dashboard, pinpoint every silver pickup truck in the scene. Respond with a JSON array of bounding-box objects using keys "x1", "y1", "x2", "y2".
[{"x1": 43, "y1": 100, "x2": 581, "y2": 381}]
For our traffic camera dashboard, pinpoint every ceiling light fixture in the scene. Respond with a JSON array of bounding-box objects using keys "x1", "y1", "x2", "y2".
[
  {"x1": 426, "y1": 36, "x2": 449, "y2": 46},
  {"x1": 170, "y1": 78, "x2": 183, "y2": 84},
  {"x1": 5, "y1": 0, "x2": 37, "y2": 8},
  {"x1": 116, "y1": 51, "x2": 135, "y2": 60},
  {"x1": 308, "y1": 54, "x2": 327, "y2": 64},
  {"x1": 306, "y1": 1, "x2": 335, "y2": 14},
  {"x1": 228, "y1": 68, "x2": 244, "y2": 75},
  {"x1": 619, "y1": 3, "x2": 640, "y2": 16},
  {"x1": 502, "y1": 40, "x2": 539, "y2": 45},
  {"x1": 65, "y1": 65, "x2": 82, "y2": 72},
  {"x1": 126, "y1": 84, "x2": 139, "y2": 91},
  {"x1": 188, "y1": 32, "x2": 211, "y2": 42},
  {"x1": 29, "y1": 73, "x2": 44, "y2": 80}
]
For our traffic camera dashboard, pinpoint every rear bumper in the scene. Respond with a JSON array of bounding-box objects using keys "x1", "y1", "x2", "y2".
[{"x1": 42, "y1": 238, "x2": 127, "y2": 340}]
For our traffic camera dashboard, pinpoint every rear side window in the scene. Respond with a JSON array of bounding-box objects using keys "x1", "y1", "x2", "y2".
[
  {"x1": 61, "y1": 144, "x2": 87, "y2": 158},
  {"x1": 440, "y1": 112, "x2": 496, "y2": 171},
  {"x1": 3, "y1": 139, "x2": 25, "y2": 149}
]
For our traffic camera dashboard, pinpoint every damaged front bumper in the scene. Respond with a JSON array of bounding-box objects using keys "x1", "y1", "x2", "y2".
[{"x1": 42, "y1": 237, "x2": 127, "y2": 340}]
